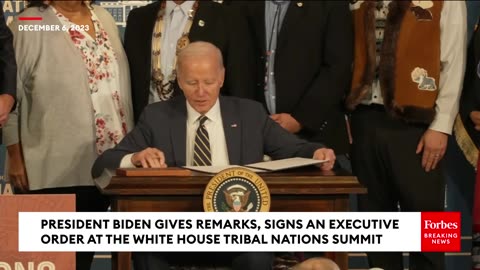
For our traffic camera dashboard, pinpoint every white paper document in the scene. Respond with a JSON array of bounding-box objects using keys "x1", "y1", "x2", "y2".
[
  {"x1": 183, "y1": 165, "x2": 266, "y2": 174},
  {"x1": 183, "y1": 157, "x2": 326, "y2": 174},
  {"x1": 245, "y1": 157, "x2": 327, "y2": 171}
]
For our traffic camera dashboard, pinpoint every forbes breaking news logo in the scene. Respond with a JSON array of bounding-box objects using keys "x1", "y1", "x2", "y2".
[{"x1": 421, "y1": 212, "x2": 461, "y2": 252}]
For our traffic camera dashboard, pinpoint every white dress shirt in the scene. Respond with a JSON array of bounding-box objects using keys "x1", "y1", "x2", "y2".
[
  {"x1": 363, "y1": 1, "x2": 467, "y2": 134},
  {"x1": 149, "y1": 1, "x2": 196, "y2": 103},
  {"x1": 185, "y1": 99, "x2": 230, "y2": 166},
  {"x1": 120, "y1": 99, "x2": 230, "y2": 167}
]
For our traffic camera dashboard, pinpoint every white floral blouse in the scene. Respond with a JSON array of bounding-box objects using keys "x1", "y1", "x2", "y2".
[{"x1": 53, "y1": 6, "x2": 127, "y2": 154}]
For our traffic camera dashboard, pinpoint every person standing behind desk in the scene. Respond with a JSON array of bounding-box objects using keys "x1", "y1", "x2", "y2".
[
  {"x1": 0, "y1": 6, "x2": 16, "y2": 134},
  {"x1": 231, "y1": 1, "x2": 353, "y2": 167},
  {"x1": 92, "y1": 41, "x2": 336, "y2": 270},
  {"x1": 124, "y1": 0, "x2": 250, "y2": 123},
  {"x1": 3, "y1": 0, "x2": 134, "y2": 269},
  {"x1": 346, "y1": 1, "x2": 466, "y2": 269}
]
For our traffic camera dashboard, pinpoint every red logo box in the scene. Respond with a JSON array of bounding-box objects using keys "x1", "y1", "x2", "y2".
[{"x1": 421, "y1": 212, "x2": 461, "y2": 252}]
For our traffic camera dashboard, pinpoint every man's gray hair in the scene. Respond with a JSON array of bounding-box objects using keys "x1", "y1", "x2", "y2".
[{"x1": 176, "y1": 41, "x2": 224, "y2": 72}]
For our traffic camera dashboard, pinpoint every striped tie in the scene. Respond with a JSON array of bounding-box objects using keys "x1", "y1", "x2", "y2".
[{"x1": 193, "y1": 115, "x2": 212, "y2": 166}]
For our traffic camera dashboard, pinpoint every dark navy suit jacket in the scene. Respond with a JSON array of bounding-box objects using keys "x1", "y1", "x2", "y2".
[{"x1": 92, "y1": 96, "x2": 324, "y2": 177}]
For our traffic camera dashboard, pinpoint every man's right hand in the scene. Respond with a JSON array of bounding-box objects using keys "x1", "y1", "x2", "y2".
[
  {"x1": 470, "y1": 111, "x2": 480, "y2": 130},
  {"x1": 131, "y1": 147, "x2": 167, "y2": 168},
  {"x1": 7, "y1": 143, "x2": 29, "y2": 193}
]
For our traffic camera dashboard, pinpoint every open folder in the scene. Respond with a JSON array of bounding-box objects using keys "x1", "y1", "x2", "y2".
[{"x1": 183, "y1": 157, "x2": 327, "y2": 174}]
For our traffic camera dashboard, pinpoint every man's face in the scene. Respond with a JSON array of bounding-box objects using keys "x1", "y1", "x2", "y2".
[{"x1": 177, "y1": 55, "x2": 225, "y2": 114}]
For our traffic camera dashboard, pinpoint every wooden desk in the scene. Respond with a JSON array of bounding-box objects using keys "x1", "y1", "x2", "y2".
[{"x1": 99, "y1": 167, "x2": 366, "y2": 270}]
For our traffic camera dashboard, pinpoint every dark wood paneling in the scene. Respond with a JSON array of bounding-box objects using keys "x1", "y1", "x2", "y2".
[{"x1": 99, "y1": 168, "x2": 365, "y2": 270}]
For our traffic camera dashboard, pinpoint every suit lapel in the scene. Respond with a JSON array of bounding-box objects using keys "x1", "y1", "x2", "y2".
[
  {"x1": 250, "y1": 2, "x2": 266, "y2": 53},
  {"x1": 474, "y1": 26, "x2": 480, "y2": 64},
  {"x1": 277, "y1": 1, "x2": 304, "y2": 51},
  {"x1": 190, "y1": 1, "x2": 209, "y2": 39},
  {"x1": 143, "y1": 2, "x2": 160, "y2": 55},
  {"x1": 220, "y1": 98, "x2": 242, "y2": 165},
  {"x1": 170, "y1": 98, "x2": 187, "y2": 166},
  {"x1": 139, "y1": 3, "x2": 160, "y2": 99}
]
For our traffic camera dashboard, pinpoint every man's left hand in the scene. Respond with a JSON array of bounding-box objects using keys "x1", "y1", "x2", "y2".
[
  {"x1": 270, "y1": 113, "x2": 302, "y2": 133},
  {"x1": 0, "y1": 94, "x2": 14, "y2": 126},
  {"x1": 416, "y1": 129, "x2": 448, "y2": 172},
  {"x1": 313, "y1": 148, "x2": 336, "y2": 171}
]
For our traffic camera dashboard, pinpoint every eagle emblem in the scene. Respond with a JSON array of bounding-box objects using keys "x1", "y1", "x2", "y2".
[
  {"x1": 223, "y1": 184, "x2": 254, "y2": 212},
  {"x1": 203, "y1": 167, "x2": 271, "y2": 212}
]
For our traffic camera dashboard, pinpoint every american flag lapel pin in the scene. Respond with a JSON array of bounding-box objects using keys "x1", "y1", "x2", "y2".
[{"x1": 231, "y1": 123, "x2": 237, "y2": 128}]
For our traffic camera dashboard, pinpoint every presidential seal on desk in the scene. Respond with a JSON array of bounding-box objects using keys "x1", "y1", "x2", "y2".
[{"x1": 203, "y1": 167, "x2": 270, "y2": 212}]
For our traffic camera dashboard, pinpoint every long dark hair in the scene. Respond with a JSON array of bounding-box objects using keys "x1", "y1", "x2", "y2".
[{"x1": 25, "y1": 0, "x2": 96, "y2": 9}]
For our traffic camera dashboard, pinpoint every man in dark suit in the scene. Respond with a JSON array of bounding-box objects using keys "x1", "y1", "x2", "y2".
[
  {"x1": 231, "y1": 1, "x2": 353, "y2": 158},
  {"x1": 0, "y1": 7, "x2": 16, "y2": 128},
  {"x1": 92, "y1": 41, "x2": 335, "y2": 270},
  {"x1": 124, "y1": 0, "x2": 249, "y2": 123}
]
